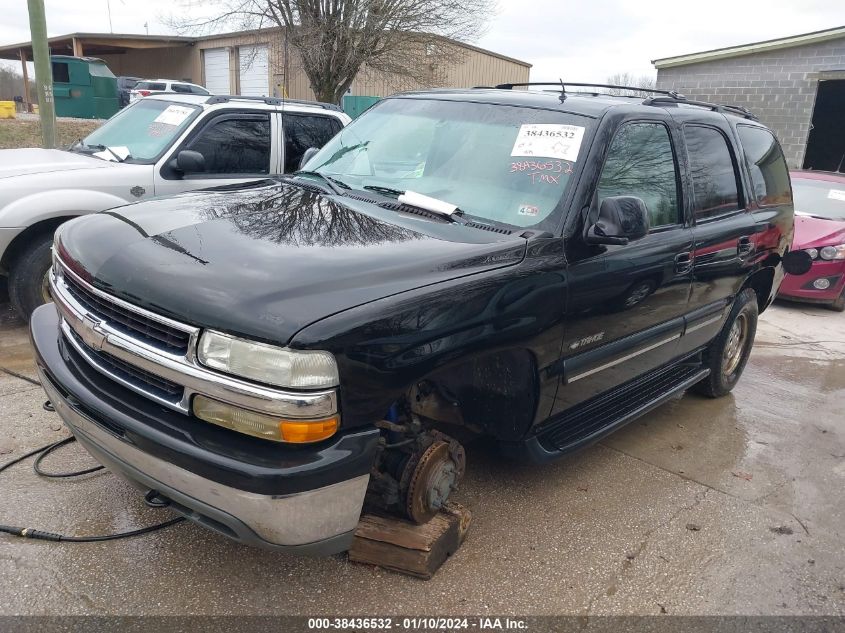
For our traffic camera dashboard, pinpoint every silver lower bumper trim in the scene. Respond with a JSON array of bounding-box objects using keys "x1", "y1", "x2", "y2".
[{"x1": 38, "y1": 368, "x2": 368, "y2": 551}]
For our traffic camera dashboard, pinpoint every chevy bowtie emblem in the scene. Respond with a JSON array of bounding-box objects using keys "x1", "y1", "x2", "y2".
[{"x1": 80, "y1": 315, "x2": 107, "y2": 351}]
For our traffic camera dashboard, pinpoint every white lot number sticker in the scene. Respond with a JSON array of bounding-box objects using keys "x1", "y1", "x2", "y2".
[
  {"x1": 153, "y1": 105, "x2": 194, "y2": 127},
  {"x1": 828, "y1": 189, "x2": 845, "y2": 202},
  {"x1": 511, "y1": 124, "x2": 585, "y2": 162}
]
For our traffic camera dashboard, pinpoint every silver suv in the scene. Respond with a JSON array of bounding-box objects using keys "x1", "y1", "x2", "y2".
[{"x1": 0, "y1": 93, "x2": 350, "y2": 319}]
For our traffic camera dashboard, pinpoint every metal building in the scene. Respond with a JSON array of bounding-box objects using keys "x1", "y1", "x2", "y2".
[
  {"x1": 654, "y1": 26, "x2": 845, "y2": 171},
  {"x1": 0, "y1": 29, "x2": 530, "y2": 112}
]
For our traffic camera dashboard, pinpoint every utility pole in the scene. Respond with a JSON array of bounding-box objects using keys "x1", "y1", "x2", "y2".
[{"x1": 27, "y1": 0, "x2": 56, "y2": 149}]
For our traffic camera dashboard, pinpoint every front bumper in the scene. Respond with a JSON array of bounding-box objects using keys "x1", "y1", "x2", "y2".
[
  {"x1": 778, "y1": 259, "x2": 845, "y2": 304},
  {"x1": 31, "y1": 304, "x2": 380, "y2": 555}
]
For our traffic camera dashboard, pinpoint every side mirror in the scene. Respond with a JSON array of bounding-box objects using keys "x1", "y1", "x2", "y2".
[
  {"x1": 169, "y1": 150, "x2": 206, "y2": 175},
  {"x1": 586, "y1": 196, "x2": 650, "y2": 246},
  {"x1": 299, "y1": 147, "x2": 320, "y2": 171},
  {"x1": 782, "y1": 249, "x2": 813, "y2": 276}
]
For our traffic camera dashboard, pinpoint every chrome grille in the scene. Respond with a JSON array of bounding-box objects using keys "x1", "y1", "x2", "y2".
[
  {"x1": 63, "y1": 274, "x2": 190, "y2": 355},
  {"x1": 64, "y1": 325, "x2": 184, "y2": 404},
  {"x1": 50, "y1": 255, "x2": 338, "y2": 419}
]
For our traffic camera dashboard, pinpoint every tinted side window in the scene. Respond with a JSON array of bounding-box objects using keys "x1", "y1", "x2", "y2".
[
  {"x1": 187, "y1": 115, "x2": 270, "y2": 175},
  {"x1": 283, "y1": 114, "x2": 342, "y2": 173},
  {"x1": 52, "y1": 62, "x2": 70, "y2": 83},
  {"x1": 191, "y1": 85, "x2": 210, "y2": 95},
  {"x1": 737, "y1": 126, "x2": 792, "y2": 206},
  {"x1": 171, "y1": 84, "x2": 193, "y2": 93},
  {"x1": 597, "y1": 122, "x2": 680, "y2": 228},
  {"x1": 685, "y1": 125, "x2": 742, "y2": 220}
]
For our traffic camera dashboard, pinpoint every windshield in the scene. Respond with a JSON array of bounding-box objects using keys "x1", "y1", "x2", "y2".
[
  {"x1": 304, "y1": 98, "x2": 592, "y2": 230},
  {"x1": 79, "y1": 99, "x2": 201, "y2": 163},
  {"x1": 792, "y1": 177, "x2": 845, "y2": 220}
]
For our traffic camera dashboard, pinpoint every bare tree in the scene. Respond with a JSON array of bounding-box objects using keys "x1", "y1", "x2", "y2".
[
  {"x1": 0, "y1": 66, "x2": 34, "y2": 102},
  {"x1": 604, "y1": 72, "x2": 657, "y2": 97},
  {"x1": 168, "y1": 0, "x2": 494, "y2": 104}
]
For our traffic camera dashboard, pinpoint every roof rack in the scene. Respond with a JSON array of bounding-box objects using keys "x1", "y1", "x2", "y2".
[
  {"x1": 641, "y1": 95, "x2": 758, "y2": 120},
  {"x1": 490, "y1": 81, "x2": 686, "y2": 99},
  {"x1": 479, "y1": 81, "x2": 759, "y2": 120},
  {"x1": 205, "y1": 95, "x2": 342, "y2": 111}
]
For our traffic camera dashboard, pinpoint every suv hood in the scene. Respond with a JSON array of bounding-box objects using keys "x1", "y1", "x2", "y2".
[
  {"x1": 0, "y1": 148, "x2": 115, "y2": 179},
  {"x1": 58, "y1": 182, "x2": 527, "y2": 345}
]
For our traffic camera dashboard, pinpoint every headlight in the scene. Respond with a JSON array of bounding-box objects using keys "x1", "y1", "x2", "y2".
[
  {"x1": 197, "y1": 330, "x2": 339, "y2": 389},
  {"x1": 819, "y1": 244, "x2": 845, "y2": 260},
  {"x1": 804, "y1": 248, "x2": 818, "y2": 260}
]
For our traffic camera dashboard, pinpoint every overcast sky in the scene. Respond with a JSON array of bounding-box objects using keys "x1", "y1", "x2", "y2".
[{"x1": 2, "y1": 0, "x2": 844, "y2": 82}]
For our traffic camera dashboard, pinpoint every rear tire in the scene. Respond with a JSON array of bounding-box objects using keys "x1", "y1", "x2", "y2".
[
  {"x1": 829, "y1": 289, "x2": 845, "y2": 312},
  {"x1": 8, "y1": 234, "x2": 54, "y2": 321},
  {"x1": 692, "y1": 288, "x2": 758, "y2": 398}
]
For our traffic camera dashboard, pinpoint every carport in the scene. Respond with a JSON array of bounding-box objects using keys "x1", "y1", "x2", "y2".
[{"x1": 0, "y1": 33, "x2": 196, "y2": 112}]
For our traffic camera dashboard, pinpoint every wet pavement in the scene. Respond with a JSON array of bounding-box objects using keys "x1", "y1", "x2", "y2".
[{"x1": 0, "y1": 293, "x2": 843, "y2": 616}]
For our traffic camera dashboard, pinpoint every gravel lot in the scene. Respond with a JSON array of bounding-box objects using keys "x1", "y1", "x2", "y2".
[{"x1": 0, "y1": 289, "x2": 843, "y2": 616}]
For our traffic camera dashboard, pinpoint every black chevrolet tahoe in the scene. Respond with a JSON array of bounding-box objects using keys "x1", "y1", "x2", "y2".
[{"x1": 31, "y1": 85, "x2": 797, "y2": 555}]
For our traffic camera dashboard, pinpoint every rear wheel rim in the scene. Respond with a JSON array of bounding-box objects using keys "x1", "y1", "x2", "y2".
[
  {"x1": 625, "y1": 282, "x2": 652, "y2": 307},
  {"x1": 722, "y1": 313, "x2": 748, "y2": 376}
]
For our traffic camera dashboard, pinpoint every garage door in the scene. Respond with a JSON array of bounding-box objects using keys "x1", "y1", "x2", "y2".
[
  {"x1": 238, "y1": 45, "x2": 269, "y2": 97},
  {"x1": 203, "y1": 48, "x2": 230, "y2": 95}
]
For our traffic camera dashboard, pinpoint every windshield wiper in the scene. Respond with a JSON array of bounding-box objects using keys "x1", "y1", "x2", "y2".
[
  {"x1": 292, "y1": 171, "x2": 350, "y2": 196},
  {"x1": 70, "y1": 140, "x2": 126, "y2": 163},
  {"x1": 363, "y1": 185, "x2": 405, "y2": 198},
  {"x1": 372, "y1": 189, "x2": 464, "y2": 223}
]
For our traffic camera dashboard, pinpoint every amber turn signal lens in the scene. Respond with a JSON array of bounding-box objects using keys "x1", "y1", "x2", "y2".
[
  {"x1": 280, "y1": 418, "x2": 339, "y2": 443},
  {"x1": 192, "y1": 394, "x2": 339, "y2": 443}
]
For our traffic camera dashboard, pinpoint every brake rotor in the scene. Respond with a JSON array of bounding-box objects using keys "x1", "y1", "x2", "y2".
[{"x1": 405, "y1": 440, "x2": 464, "y2": 524}]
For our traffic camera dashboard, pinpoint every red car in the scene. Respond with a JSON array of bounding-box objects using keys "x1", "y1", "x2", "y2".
[{"x1": 778, "y1": 170, "x2": 845, "y2": 311}]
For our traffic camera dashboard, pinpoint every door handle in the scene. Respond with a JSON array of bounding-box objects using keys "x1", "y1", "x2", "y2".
[
  {"x1": 737, "y1": 236, "x2": 753, "y2": 257},
  {"x1": 675, "y1": 252, "x2": 693, "y2": 275}
]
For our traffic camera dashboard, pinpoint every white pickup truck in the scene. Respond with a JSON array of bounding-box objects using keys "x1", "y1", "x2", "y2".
[{"x1": 0, "y1": 94, "x2": 350, "y2": 319}]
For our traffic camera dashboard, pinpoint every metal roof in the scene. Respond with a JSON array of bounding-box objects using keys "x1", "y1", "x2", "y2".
[
  {"x1": 0, "y1": 30, "x2": 531, "y2": 68},
  {"x1": 653, "y1": 25, "x2": 845, "y2": 69}
]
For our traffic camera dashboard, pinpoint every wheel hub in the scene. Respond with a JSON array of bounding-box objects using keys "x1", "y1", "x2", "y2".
[
  {"x1": 405, "y1": 439, "x2": 465, "y2": 524},
  {"x1": 722, "y1": 313, "x2": 747, "y2": 376},
  {"x1": 625, "y1": 283, "x2": 651, "y2": 307}
]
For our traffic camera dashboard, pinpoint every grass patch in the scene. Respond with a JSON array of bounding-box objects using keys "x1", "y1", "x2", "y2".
[{"x1": 0, "y1": 118, "x2": 101, "y2": 150}]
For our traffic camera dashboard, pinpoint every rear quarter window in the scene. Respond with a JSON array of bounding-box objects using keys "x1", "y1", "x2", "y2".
[{"x1": 737, "y1": 126, "x2": 792, "y2": 206}]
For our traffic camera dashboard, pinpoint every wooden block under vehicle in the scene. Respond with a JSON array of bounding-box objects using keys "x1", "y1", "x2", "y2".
[{"x1": 348, "y1": 502, "x2": 472, "y2": 580}]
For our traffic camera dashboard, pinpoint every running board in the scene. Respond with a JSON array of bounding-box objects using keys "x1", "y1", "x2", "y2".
[{"x1": 502, "y1": 361, "x2": 709, "y2": 462}]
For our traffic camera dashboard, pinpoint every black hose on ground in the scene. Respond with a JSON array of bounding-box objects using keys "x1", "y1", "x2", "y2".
[{"x1": 0, "y1": 402, "x2": 185, "y2": 542}]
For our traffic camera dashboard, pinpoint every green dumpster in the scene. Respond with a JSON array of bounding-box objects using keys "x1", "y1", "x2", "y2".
[
  {"x1": 51, "y1": 56, "x2": 119, "y2": 119},
  {"x1": 342, "y1": 95, "x2": 380, "y2": 119}
]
